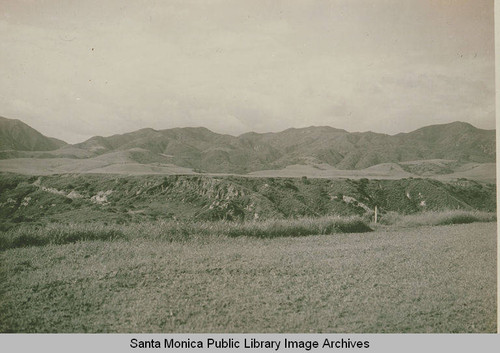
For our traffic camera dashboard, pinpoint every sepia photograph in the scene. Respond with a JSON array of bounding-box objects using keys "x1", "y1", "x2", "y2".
[{"x1": 0, "y1": 0, "x2": 496, "y2": 335}]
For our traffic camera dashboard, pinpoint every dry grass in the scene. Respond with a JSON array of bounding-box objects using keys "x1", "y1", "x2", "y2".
[
  {"x1": 131, "y1": 216, "x2": 372, "y2": 240},
  {"x1": 1, "y1": 210, "x2": 495, "y2": 251},
  {"x1": 378, "y1": 210, "x2": 496, "y2": 228},
  {"x1": 0, "y1": 215, "x2": 371, "y2": 250},
  {"x1": 0, "y1": 223, "x2": 126, "y2": 251},
  {"x1": 0, "y1": 222, "x2": 496, "y2": 333},
  {"x1": 2, "y1": 210, "x2": 495, "y2": 251}
]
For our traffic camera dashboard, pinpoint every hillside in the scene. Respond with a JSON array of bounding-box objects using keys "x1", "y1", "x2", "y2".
[
  {"x1": 71, "y1": 121, "x2": 495, "y2": 172},
  {"x1": 0, "y1": 173, "x2": 495, "y2": 231},
  {"x1": 0, "y1": 118, "x2": 495, "y2": 178},
  {"x1": 0, "y1": 117, "x2": 66, "y2": 151}
]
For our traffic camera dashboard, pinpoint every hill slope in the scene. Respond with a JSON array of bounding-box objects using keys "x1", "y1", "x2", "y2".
[
  {"x1": 0, "y1": 117, "x2": 66, "y2": 151},
  {"x1": 72, "y1": 121, "x2": 495, "y2": 173},
  {"x1": 0, "y1": 118, "x2": 495, "y2": 176},
  {"x1": 0, "y1": 173, "x2": 495, "y2": 230}
]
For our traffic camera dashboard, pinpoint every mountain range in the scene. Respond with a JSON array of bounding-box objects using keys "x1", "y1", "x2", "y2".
[{"x1": 0, "y1": 116, "x2": 495, "y2": 180}]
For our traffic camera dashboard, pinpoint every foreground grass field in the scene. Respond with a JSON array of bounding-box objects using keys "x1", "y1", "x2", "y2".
[{"x1": 0, "y1": 222, "x2": 496, "y2": 333}]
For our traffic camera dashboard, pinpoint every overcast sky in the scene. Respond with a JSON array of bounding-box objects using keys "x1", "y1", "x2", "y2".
[{"x1": 0, "y1": 0, "x2": 495, "y2": 143}]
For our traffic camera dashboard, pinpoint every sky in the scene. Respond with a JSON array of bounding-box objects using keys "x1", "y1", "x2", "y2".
[{"x1": 0, "y1": 0, "x2": 495, "y2": 143}]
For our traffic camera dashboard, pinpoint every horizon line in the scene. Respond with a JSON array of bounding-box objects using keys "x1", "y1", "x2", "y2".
[{"x1": 0, "y1": 115, "x2": 493, "y2": 146}]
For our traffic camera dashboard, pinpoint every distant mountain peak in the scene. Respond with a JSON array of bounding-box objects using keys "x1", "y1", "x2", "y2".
[
  {"x1": 0, "y1": 117, "x2": 494, "y2": 174},
  {"x1": 0, "y1": 116, "x2": 67, "y2": 151}
]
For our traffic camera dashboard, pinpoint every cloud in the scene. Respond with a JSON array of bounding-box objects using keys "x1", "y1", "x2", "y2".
[{"x1": 0, "y1": 0, "x2": 494, "y2": 143}]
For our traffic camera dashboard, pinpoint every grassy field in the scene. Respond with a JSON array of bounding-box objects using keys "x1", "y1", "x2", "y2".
[{"x1": 0, "y1": 222, "x2": 496, "y2": 333}]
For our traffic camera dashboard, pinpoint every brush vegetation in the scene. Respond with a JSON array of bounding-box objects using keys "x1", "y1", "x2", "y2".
[{"x1": 0, "y1": 173, "x2": 495, "y2": 231}]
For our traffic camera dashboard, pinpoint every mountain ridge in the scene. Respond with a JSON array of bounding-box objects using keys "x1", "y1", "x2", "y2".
[
  {"x1": 0, "y1": 116, "x2": 67, "y2": 151},
  {"x1": 0, "y1": 117, "x2": 495, "y2": 175}
]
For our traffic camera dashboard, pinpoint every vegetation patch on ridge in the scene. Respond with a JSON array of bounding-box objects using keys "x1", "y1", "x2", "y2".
[{"x1": 0, "y1": 173, "x2": 495, "y2": 231}]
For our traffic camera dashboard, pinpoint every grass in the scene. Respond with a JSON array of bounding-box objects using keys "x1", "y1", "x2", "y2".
[
  {"x1": 156, "y1": 215, "x2": 372, "y2": 239},
  {"x1": 0, "y1": 222, "x2": 496, "y2": 332},
  {"x1": 0, "y1": 215, "x2": 371, "y2": 250},
  {"x1": 0, "y1": 223, "x2": 127, "y2": 251},
  {"x1": 378, "y1": 210, "x2": 496, "y2": 228},
  {"x1": 2, "y1": 210, "x2": 494, "y2": 251}
]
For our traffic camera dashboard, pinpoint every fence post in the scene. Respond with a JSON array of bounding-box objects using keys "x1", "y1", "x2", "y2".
[{"x1": 374, "y1": 205, "x2": 378, "y2": 224}]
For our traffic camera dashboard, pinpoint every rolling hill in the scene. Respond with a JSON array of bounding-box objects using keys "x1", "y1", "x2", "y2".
[
  {"x1": 65, "y1": 121, "x2": 499, "y2": 172},
  {"x1": 0, "y1": 117, "x2": 495, "y2": 179}
]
